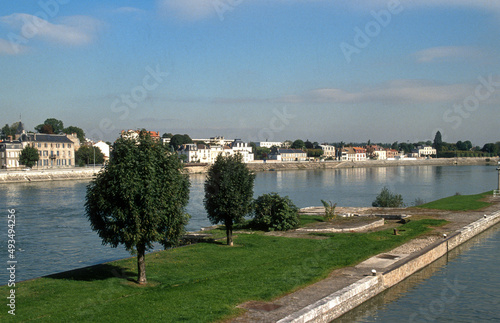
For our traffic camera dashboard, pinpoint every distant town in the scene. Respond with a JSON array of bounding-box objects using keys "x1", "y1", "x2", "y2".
[{"x1": 1, "y1": 119, "x2": 499, "y2": 170}]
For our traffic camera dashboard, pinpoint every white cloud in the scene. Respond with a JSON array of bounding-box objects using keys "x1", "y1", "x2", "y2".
[
  {"x1": 288, "y1": 79, "x2": 478, "y2": 105},
  {"x1": 0, "y1": 13, "x2": 101, "y2": 46},
  {"x1": 158, "y1": 0, "x2": 219, "y2": 21},
  {"x1": 0, "y1": 38, "x2": 28, "y2": 55},
  {"x1": 415, "y1": 46, "x2": 483, "y2": 63},
  {"x1": 114, "y1": 7, "x2": 146, "y2": 15}
]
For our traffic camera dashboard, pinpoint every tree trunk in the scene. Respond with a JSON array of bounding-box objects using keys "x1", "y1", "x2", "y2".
[
  {"x1": 226, "y1": 222, "x2": 233, "y2": 246},
  {"x1": 137, "y1": 243, "x2": 147, "y2": 284}
]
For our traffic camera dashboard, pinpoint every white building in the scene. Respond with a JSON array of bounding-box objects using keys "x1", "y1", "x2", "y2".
[
  {"x1": 178, "y1": 139, "x2": 254, "y2": 164},
  {"x1": 319, "y1": 144, "x2": 336, "y2": 159},
  {"x1": 255, "y1": 141, "x2": 283, "y2": 149},
  {"x1": 268, "y1": 149, "x2": 307, "y2": 162},
  {"x1": 93, "y1": 141, "x2": 110, "y2": 162},
  {"x1": 417, "y1": 146, "x2": 436, "y2": 158}
]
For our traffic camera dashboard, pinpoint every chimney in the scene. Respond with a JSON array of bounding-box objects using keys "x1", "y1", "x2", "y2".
[{"x1": 7, "y1": 135, "x2": 12, "y2": 142}]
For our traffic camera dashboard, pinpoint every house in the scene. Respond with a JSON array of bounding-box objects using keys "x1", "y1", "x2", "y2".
[
  {"x1": 339, "y1": 147, "x2": 366, "y2": 161},
  {"x1": 416, "y1": 146, "x2": 436, "y2": 158},
  {"x1": 121, "y1": 129, "x2": 161, "y2": 141},
  {"x1": 385, "y1": 148, "x2": 399, "y2": 160},
  {"x1": 20, "y1": 133, "x2": 76, "y2": 168},
  {"x1": 268, "y1": 148, "x2": 307, "y2": 162},
  {"x1": 255, "y1": 141, "x2": 283, "y2": 149},
  {"x1": 177, "y1": 139, "x2": 254, "y2": 163},
  {"x1": 366, "y1": 145, "x2": 386, "y2": 160},
  {"x1": 319, "y1": 144, "x2": 336, "y2": 159},
  {"x1": 0, "y1": 141, "x2": 23, "y2": 169}
]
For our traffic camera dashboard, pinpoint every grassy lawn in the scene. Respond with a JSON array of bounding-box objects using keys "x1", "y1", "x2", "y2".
[
  {"x1": 1, "y1": 219, "x2": 445, "y2": 322},
  {"x1": 417, "y1": 191, "x2": 493, "y2": 211}
]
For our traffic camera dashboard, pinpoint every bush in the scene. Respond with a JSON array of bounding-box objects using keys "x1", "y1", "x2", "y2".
[
  {"x1": 372, "y1": 186, "x2": 404, "y2": 207},
  {"x1": 321, "y1": 200, "x2": 337, "y2": 221},
  {"x1": 252, "y1": 193, "x2": 300, "y2": 231}
]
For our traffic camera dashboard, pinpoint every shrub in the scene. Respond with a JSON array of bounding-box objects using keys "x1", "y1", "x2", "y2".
[
  {"x1": 372, "y1": 186, "x2": 404, "y2": 207},
  {"x1": 321, "y1": 200, "x2": 337, "y2": 221},
  {"x1": 413, "y1": 198, "x2": 425, "y2": 206},
  {"x1": 252, "y1": 193, "x2": 300, "y2": 231}
]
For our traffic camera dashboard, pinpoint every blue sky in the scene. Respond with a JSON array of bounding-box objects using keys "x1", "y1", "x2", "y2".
[{"x1": 1, "y1": 0, "x2": 499, "y2": 145}]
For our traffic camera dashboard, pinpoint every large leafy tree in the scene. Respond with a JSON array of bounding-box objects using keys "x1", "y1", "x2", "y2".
[
  {"x1": 35, "y1": 118, "x2": 64, "y2": 134},
  {"x1": 204, "y1": 154, "x2": 255, "y2": 246},
  {"x1": 85, "y1": 132, "x2": 190, "y2": 284},
  {"x1": 169, "y1": 134, "x2": 193, "y2": 149},
  {"x1": 291, "y1": 139, "x2": 305, "y2": 149},
  {"x1": 19, "y1": 146, "x2": 39, "y2": 168},
  {"x1": 63, "y1": 126, "x2": 85, "y2": 143}
]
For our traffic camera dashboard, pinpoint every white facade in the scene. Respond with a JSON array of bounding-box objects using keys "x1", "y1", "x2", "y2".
[
  {"x1": 178, "y1": 139, "x2": 254, "y2": 164},
  {"x1": 373, "y1": 149, "x2": 387, "y2": 160},
  {"x1": 319, "y1": 145, "x2": 336, "y2": 158},
  {"x1": 93, "y1": 141, "x2": 110, "y2": 160},
  {"x1": 255, "y1": 141, "x2": 282, "y2": 148},
  {"x1": 417, "y1": 146, "x2": 436, "y2": 157}
]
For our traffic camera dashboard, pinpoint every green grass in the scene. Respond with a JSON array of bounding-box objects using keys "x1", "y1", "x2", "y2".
[
  {"x1": 299, "y1": 214, "x2": 325, "y2": 226},
  {"x1": 417, "y1": 191, "x2": 493, "y2": 211},
  {"x1": 1, "y1": 219, "x2": 446, "y2": 322}
]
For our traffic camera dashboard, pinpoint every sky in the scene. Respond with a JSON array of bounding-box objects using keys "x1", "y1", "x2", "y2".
[{"x1": 1, "y1": 0, "x2": 499, "y2": 146}]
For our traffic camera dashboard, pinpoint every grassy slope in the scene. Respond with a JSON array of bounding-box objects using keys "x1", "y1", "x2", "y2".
[
  {"x1": 1, "y1": 219, "x2": 445, "y2": 322},
  {"x1": 417, "y1": 191, "x2": 493, "y2": 211}
]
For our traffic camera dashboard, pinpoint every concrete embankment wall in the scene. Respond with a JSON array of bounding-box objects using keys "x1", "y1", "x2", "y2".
[
  {"x1": 278, "y1": 210, "x2": 500, "y2": 323},
  {"x1": 0, "y1": 168, "x2": 101, "y2": 183},
  {"x1": 248, "y1": 157, "x2": 497, "y2": 173},
  {"x1": 1, "y1": 157, "x2": 497, "y2": 180}
]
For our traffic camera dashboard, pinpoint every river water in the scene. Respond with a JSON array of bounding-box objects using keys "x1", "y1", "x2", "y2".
[
  {"x1": 334, "y1": 223, "x2": 500, "y2": 323},
  {"x1": 0, "y1": 165, "x2": 497, "y2": 285}
]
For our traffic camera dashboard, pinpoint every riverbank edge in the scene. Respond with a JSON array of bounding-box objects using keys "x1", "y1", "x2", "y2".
[
  {"x1": 276, "y1": 210, "x2": 500, "y2": 323},
  {"x1": 0, "y1": 157, "x2": 497, "y2": 183}
]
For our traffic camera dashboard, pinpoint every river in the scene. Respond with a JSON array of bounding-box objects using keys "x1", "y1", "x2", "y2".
[
  {"x1": 333, "y1": 223, "x2": 500, "y2": 322},
  {"x1": 0, "y1": 165, "x2": 497, "y2": 284}
]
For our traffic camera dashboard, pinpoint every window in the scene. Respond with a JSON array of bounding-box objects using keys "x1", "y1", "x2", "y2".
[
  {"x1": 62, "y1": 143, "x2": 65, "y2": 148},
  {"x1": 44, "y1": 143, "x2": 47, "y2": 148}
]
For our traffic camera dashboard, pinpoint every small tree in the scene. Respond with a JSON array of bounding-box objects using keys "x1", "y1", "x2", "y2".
[
  {"x1": 372, "y1": 186, "x2": 404, "y2": 207},
  {"x1": 76, "y1": 146, "x2": 105, "y2": 166},
  {"x1": 19, "y1": 146, "x2": 39, "y2": 168},
  {"x1": 253, "y1": 193, "x2": 300, "y2": 231},
  {"x1": 321, "y1": 200, "x2": 337, "y2": 221},
  {"x1": 204, "y1": 154, "x2": 255, "y2": 246},
  {"x1": 85, "y1": 132, "x2": 190, "y2": 284}
]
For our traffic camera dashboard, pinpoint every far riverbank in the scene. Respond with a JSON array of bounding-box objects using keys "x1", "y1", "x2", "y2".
[{"x1": 0, "y1": 157, "x2": 497, "y2": 182}]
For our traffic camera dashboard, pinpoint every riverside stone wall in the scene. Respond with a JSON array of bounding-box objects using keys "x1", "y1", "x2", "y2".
[
  {"x1": 279, "y1": 210, "x2": 500, "y2": 323},
  {"x1": 0, "y1": 168, "x2": 101, "y2": 183}
]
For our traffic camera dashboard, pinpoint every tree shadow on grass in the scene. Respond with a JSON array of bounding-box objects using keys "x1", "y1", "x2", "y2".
[{"x1": 46, "y1": 263, "x2": 136, "y2": 282}]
